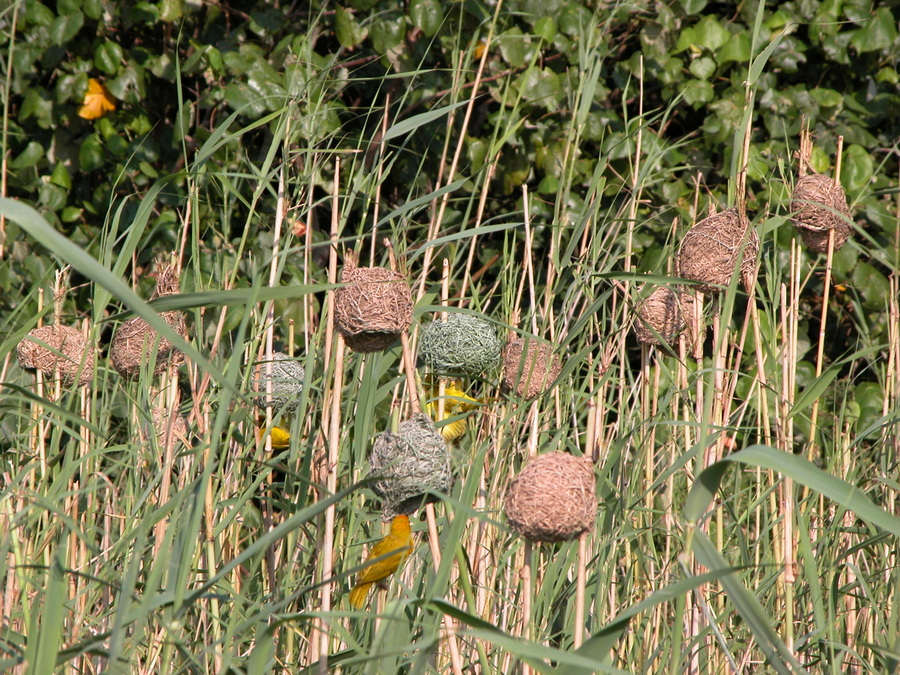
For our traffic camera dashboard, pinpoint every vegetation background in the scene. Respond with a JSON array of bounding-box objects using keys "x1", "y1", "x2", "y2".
[{"x1": 1, "y1": 0, "x2": 899, "y2": 673}]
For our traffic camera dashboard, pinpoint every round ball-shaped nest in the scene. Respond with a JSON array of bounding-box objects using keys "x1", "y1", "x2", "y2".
[
  {"x1": 334, "y1": 266, "x2": 412, "y2": 353},
  {"x1": 633, "y1": 286, "x2": 695, "y2": 346},
  {"x1": 253, "y1": 352, "x2": 305, "y2": 413},
  {"x1": 502, "y1": 337, "x2": 562, "y2": 398},
  {"x1": 504, "y1": 451, "x2": 596, "y2": 543},
  {"x1": 790, "y1": 173, "x2": 852, "y2": 253},
  {"x1": 110, "y1": 311, "x2": 188, "y2": 377},
  {"x1": 17, "y1": 325, "x2": 95, "y2": 386},
  {"x1": 677, "y1": 208, "x2": 758, "y2": 294},
  {"x1": 370, "y1": 413, "x2": 453, "y2": 519},
  {"x1": 418, "y1": 313, "x2": 502, "y2": 376}
]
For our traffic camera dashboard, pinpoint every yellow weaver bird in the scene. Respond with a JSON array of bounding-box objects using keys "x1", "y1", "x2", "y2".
[
  {"x1": 257, "y1": 416, "x2": 291, "y2": 449},
  {"x1": 425, "y1": 379, "x2": 484, "y2": 442},
  {"x1": 349, "y1": 515, "x2": 414, "y2": 609}
]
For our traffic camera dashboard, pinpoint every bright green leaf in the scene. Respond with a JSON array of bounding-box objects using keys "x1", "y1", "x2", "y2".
[
  {"x1": 409, "y1": 0, "x2": 443, "y2": 37},
  {"x1": 49, "y1": 9, "x2": 84, "y2": 43},
  {"x1": 839, "y1": 144, "x2": 873, "y2": 194},
  {"x1": 499, "y1": 27, "x2": 528, "y2": 68},
  {"x1": 717, "y1": 31, "x2": 750, "y2": 64},
  {"x1": 79, "y1": 133, "x2": 105, "y2": 172},
  {"x1": 370, "y1": 14, "x2": 406, "y2": 55},
  {"x1": 682, "y1": 79, "x2": 714, "y2": 106},
  {"x1": 693, "y1": 16, "x2": 730, "y2": 51},
  {"x1": 851, "y1": 7, "x2": 898, "y2": 53},
  {"x1": 335, "y1": 6, "x2": 367, "y2": 48},
  {"x1": 50, "y1": 162, "x2": 72, "y2": 190},
  {"x1": 10, "y1": 142, "x2": 44, "y2": 170},
  {"x1": 689, "y1": 56, "x2": 716, "y2": 80},
  {"x1": 809, "y1": 87, "x2": 843, "y2": 107},
  {"x1": 94, "y1": 40, "x2": 123, "y2": 75},
  {"x1": 533, "y1": 16, "x2": 557, "y2": 42}
]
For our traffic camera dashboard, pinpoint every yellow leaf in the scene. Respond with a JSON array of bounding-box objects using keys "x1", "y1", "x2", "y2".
[{"x1": 78, "y1": 78, "x2": 116, "y2": 120}]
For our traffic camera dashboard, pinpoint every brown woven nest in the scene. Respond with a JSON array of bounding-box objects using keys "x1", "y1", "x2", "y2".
[
  {"x1": 505, "y1": 451, "x2": 597, "y2": 543},
  {"x1": 677, "y1": 208, "x2": 758, "y2": 294},
  {"x1": 149, "y1": 406, "x2": 190, "y2": 445},
  {"x1": 369, "y1": 413, "x2": 454, "y2": 519},
  {"x1": 790, "y1": 173, "x2": 852, "y2": 253},
  {"x1": 110, "y1": 262, "x2": 188, "y2": 377},
  {"x1": 17, "y1": 325, "x2": 95, "y2": 386},
  {"x1": 502, "y1": 337, "x2": 562, "y2": 398},
  {"x1": 334, "y1": 264, "x2": 412, "y2": 353},
  {"x1": 633, "y1": 286, "x2": 695, "y2": 347}
]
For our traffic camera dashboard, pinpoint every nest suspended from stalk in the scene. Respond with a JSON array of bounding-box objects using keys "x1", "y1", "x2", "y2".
[
  {"x1": 252, "y1": 352, "x2": 305, "y2": 414},
  {"x1": 790, "y1": 173, "x2": 852, "y2": 253},
  {"x1": 501, "y1": 337, "x2": 562, "y2": 398},
  {"x1": 633, "y1": 286, "x2": 696, "y2": 347},
  {"x1": 334, "y1": 263, "x2": 413, "y2": 353},
  {"x1": 504, "y1": 451, "x2": 597, "y2": 543},
  {"x1": 17, "y1": 324, "x2": 95, "y2": 387},
  {"x1": 677, "y1": 208, "x2": 758, "y2": 295},
  {"x1": 110, "y1": 262, "x2": 188, "y2": 377},
  {"x1": 369, "y1": 413, "x2": 454, "y2": 520},
  {"x1": 418, "y1": 313, "x2": 502, "y2": 377}
]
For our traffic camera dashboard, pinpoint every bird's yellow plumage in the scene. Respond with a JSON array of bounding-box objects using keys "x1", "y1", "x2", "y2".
[
  {"x1": 425, "y1": 379, "x2": 483, "y2": 441},
  {"x1": 349, "y1": 515, "x2": 414, "y2": 609}
]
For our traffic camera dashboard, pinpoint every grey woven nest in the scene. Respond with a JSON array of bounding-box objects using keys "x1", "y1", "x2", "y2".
[
  {"x1": 252, "y1": 352, "x2": 305, "y2": 413},
  {"x1": 505, "y1": 451, "x2": 597, "y2": 543},
  {"x1": 17, "y1": 325, "x2": 95, "y2": 386},
  {"x1": 369, "y1": 413, "x2": 453, "y2": 519},
  {"x1": 790, "y1": 173, "x2": 852, "y2": 253},
  {"x1": 334, "y1": 265, "x2": 412, "y2": 353},
  {"x1": 633, "y1": 286, "x2": 695, "y2": 346},
  {"x1": 418, "y1": 313, "x2": 502, "y2": 376},
  {"x1": 502, "y1": 337, "x2": 562, "y2": 398},
  {"x1": 677, "y1": 208, "x2": 758, "y2": 294},
  {"x1": 110, "y1": 263, "x2": 188, "y2": 377}
]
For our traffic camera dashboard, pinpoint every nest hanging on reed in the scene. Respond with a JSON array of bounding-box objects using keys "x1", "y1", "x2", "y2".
[
  {"x1": 677, "y1": 208, "x2": 758, "y2": 294},
  {"x1": 252, "y1": 352, "x2": 305, "y2": 414},
  {"x1": 110, "y1": 262, "x2": 188, "y2": 377},
  {"x1": 369, "y1": 413, "x2": 453, "y2": 519},
  {"x1": 17, "y1": 324, "x2": 95, "y2": 386},
  {"x1": 504, "y1": 451, "x2": 597, "y2": 543},
  {"x1": 633, "y1": 286, "x2": 695, "y2": 347},
  {"x1": 790, "y1": 173, "x2": 852, "y2": 253},
  {"x1": 418, "y1": 313, "x2": 502, "y2": 377},
  {"x1": 501, "y1": 337, "x2": 562, "y2": 398},
  {"x1": 334, "y1": 262, "x2": 413, "y2": 353}
]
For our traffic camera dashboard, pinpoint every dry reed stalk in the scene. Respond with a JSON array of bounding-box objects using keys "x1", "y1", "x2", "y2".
[
  {"x1": 806, "y1": 135, "x2": 846, "y2": 464},
  {"x1": 415, "y1": 0, "x2": 503, "y2": 302}
]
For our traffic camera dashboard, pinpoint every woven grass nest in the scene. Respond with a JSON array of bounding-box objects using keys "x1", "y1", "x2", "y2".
[
  {"x1": 633, "y1": 286, "x2": 695, "y2": 347},
  {"x1": 252, "y1": 352, "x2": 305, "y2": 413},
  {"x1": 505, "y1": 451, "x2": 597, "y2": 543},
  {"x1": 790, "y1": 173, "x2": 852, "y2": 253},
  {"x1": 334, "y1": 263, "x2": 412, "y2": 353},
  {"x1": 418, "y1": 313, "x2": 502, "y2": 376},
  {"x1": 677, "y1": 208, "x2": 758, "y2": 294},
  {"x1": 110, "y1": 263, "x2": 187, "y2": 377},
  {"x1": 17, "y1": 325, "x2": 95, "y2": 386},
  {"x1": 369, "y1": 413, "x2": 453, "y2": 519},
  {"x1": 502, "y1": 337, "x2": 562, "y2": 398}
]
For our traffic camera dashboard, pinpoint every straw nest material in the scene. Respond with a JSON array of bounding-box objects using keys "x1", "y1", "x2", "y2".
[
  {"x1": 149, "y1": 406, "x2": 190, "y2": 445},
  {"x1": 334, "y1": 264, "x2": 412, "y2": 353},
  {"x1": 17, "y1": 325, "x2": 95, "y2": 386},
  {"x1": 790, "y1": 173, "x2": 852, "y2": 253},
  {"x1": 110, "y1": 263, "x2": 187, "y2": 377},
  {"x1": 677, "y1": 208, "x2": 758, "y2": 294},
  {"x1": 633, "y1": 286, "x2": 695, "y2": 346},
  {"x1": 418, "y1": 313, "x2": 502, "y2": 376},
  {"x1": 505, "y1": 451, "x2": 597, "y2": 543},
  {"x1": 252, "y1": 352, "x2": 305, "y2": 413},
  {"x1": 369, "y1": 413, "x2": 453, "y2": 519},
  {"x1": 502, "y1": 337, "x2": 562, "y2": 398}
]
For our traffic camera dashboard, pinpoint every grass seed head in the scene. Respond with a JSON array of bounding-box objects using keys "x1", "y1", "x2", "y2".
[{"x1": 505, "y1": 451, "x2": 597, "y2": 543}]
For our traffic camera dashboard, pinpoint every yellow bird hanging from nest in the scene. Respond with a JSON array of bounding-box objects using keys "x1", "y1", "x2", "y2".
[
  {"x1": 349, "y1": 514, "x2": 414, "y2": 609},
  {"x1": 257, "y1": 416, "x2": 291, "y2": 449},
  {"x1": 425, "y1": 379, "x2": 485, "y2": 441}
]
